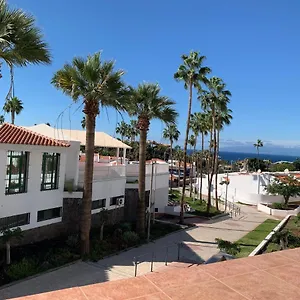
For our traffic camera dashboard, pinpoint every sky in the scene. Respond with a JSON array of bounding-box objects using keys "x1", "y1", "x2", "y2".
[{"x1": 1, "y1": 0, "x2": 300, "y2": 154}]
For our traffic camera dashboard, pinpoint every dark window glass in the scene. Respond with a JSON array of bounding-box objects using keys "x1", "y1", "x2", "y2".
[
  {"x1": 5, "y1": 151, "x2": 29, "y2": 195},
  {"x1": 0, "y1": 213, "x2": 30, "y2": 230},
  {"x1": 110, "y1": 196, "x2": 124, "y2": 206},
  {"x1": 37, "y1": 207, "x2": 62, "y2": 222},
  {"x1": 41, "y1": 153, "x2": 60, "y2": 190},
  {"x1": 92, "y1": 199, "x2": 106, "y2": 210},
  {"x1": 155, "y1": 208, "x2": 158, "y2": 212}
]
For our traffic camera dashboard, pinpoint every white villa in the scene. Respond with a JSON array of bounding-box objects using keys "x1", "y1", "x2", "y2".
[{"x1": 0, "y1": 123, "x2": 169, "y2": 240}]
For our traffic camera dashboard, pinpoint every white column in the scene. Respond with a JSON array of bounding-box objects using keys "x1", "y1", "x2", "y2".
[
  {"x1": 116, "y1": 148, "x2": 120, "y2": 163},
  {"x1": 123, "y1": 148, "x2": 126, "y2": 165}
]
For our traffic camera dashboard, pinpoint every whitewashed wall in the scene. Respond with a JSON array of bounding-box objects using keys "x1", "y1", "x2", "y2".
[
  {"x1": 0, "y1": 144, "x2": 68, "y2": 231},
  {"x1": 64, "y1": 140, "x2": 80, "y2": 186}
]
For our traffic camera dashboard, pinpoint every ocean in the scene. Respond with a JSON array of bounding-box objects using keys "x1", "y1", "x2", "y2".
[{"x1": 218, "y1": 151, "x2": 298, "y2": 163}]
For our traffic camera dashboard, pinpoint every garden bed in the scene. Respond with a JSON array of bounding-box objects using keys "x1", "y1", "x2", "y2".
[
  {"x1": 0, "y1": 221, "x2": 180, "y2": 286},
  {"x1": 258, "y1": 203, "x2": 300, "y2": 217},
  {"x1": 169, "y1": 190, "x2": 221, "y2": 218}
]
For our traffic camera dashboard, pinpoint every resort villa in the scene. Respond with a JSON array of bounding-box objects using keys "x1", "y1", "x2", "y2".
[{"x1": 0, "y1": 123, "x2": 169, "y2": 241}]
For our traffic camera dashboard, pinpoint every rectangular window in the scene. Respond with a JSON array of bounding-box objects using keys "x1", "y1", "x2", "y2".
[
  {"x1": 41, "y1": 153, "x2": 60, "y2": 191},
  {"x1": 92, "y1": 199, "x2": 106, "y2": 210},
  {"x1": 37, "y1": 207, "x2": 62, "y2": 222},
  {"x1": 110, "y1": 196, "x2": 124, "y2": 206},
  {"x1": 0, "y1": 213, "x2": 30, "y2": 231},
  {"x1": 5, "y1": 151, "x2": 29, "y2": 195}
]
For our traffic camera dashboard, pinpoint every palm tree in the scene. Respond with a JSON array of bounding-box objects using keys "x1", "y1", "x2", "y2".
[
  {"x1": 174, "y1": 51, "x2": 211, "y2": 223},
  {"x1": 201, "y1": 77, "x2": 231, "y2": 212},
  {"x1": 174, "y1": 146, "x2": 184, "y2": 188},
  {"x1": 52, "y1": 52, "x2": 127, "y2": 255},
  {"x1": 116, "y1": 121, "x2": 129, "y2": 141},
  {"x1": 128, "y1": 83, "x2": 177, "y2": 236},
  {"x1": 129, "y1": 119, "x2": 139, "y2": 142},
  {"x1": 254, "y1": 139, "x2": 263, "y2": 160},
  {"x1": 163, "y1": 124, "x2": 180, "y2": 193},
  {"x1": 0, "y1": 0, "x2": 51, "y2": 99},
  {"x1": 214, "y1": 108, "x2": 232, "y2": 208},
  {"x1": 3, "y1": 96, "x2": 23, "y2": 124},
  {"x1": 81, "y1": 116, "x2": 86, "y2": 129},
  {"x1": 0, "y1": 115, "x2": 4, "y2": 124},
  {"x1": 188, "y1": 134, "x2": 196, "y2": 197}
]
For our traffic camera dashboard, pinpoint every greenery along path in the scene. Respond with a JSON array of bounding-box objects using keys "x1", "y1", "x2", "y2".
[{"x1": 236, "y1": 219, "x2": 280, "y2": 258}]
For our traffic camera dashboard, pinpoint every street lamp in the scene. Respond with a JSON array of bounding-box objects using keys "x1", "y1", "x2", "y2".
[{"x1": 257, "y1": 169, "x2": 261, "y2": 194}]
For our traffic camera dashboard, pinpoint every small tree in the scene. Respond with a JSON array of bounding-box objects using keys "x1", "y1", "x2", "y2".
[
  {"x1": 1, "y1": 227, "x2": 23, "y2": 265},
  {"x1": 266, "y1": 176, "x2": 300, "y2": 206},
  {"x1": 99, "y1": 209, "x2": 109, "y2": 241}
]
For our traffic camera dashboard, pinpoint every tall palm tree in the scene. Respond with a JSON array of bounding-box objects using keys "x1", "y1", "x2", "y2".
[
  {"x1": 3, "y1": 96, "x2": 23, "y2": 124},
  {"x1": 129, "y1": 119, "x2": 139, "y2": 142},
  {"x1": 201, "y1": 77, "x2": 231, "y2": 212},
  {"x1": 0, "y1": 0, "x2": 51, "y2": 99},
  {"x1": 214, "y1": 107, "x2": 232, "y2": 208},
  {"x1": 52, "y1": 52, "x2": 127, "y2": 255},
  {"x1": 0, "y1": 115, "x2": 4, "y2": 124},
  {"x1": 254, "y1": 139, "x2": 263, "y2": 160},
  {"x1": 128, "y1": 83, "x2": 177, "y2": 236},
  {"x1": 174, "y1": 51, "x2": 211, "y2": 223},
  {"x1": 163, "y1": 123, "x2": 180, "y2": 193},
  {"x1": 174, "y1": 146, "x2": 184, "y2": 188},
  {"x1": 116, "y1": 121, "x2": 129, "y2": 141},
  {"x1": 81, "y1": 116, "x2": 86, "y2": 129},
  {"x1": 188, "y1": 134, "x2": 196, "y2": 197}
]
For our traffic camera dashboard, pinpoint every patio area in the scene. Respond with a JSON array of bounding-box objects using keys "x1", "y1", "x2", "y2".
[{"x1": 7, "y1": 247, "x2": 300, "y2": 299}]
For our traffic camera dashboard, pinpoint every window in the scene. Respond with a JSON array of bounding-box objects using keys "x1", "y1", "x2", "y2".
[
  {"x1": 5, "y1": 151, "x2": 29, "y2": 195},
  {"x1": 92, "y1": 199, "x2": 106, "y2": 210},
  {"x1": 41, "y1": 153, "x2": 60, "y2": 190},
  {"x1": 37, "y1": 207, "x2": 62, "y2": 222},
  {"x1": 0, "y1": 213, "x2": 30, "y2": 230},
  {"x1": 155, "y1": 208, "x2": 158, "y2": 212},
  {"x1": 110, "y1": 196, "x2": 124, "y2": 206}
]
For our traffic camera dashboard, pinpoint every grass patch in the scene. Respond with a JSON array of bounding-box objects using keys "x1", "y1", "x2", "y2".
[
  {"x1": 236, "y1": 219, "x2": 280, "y2": 258},
  {"x1": 169, "y1": 190, "x2": 221, "y2": 218}
]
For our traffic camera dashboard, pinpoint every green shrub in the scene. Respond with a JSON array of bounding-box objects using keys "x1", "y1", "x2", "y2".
[
  {"x1": 5, "y1": 258, "x2": 39, "y2": 281},
  {"x1": 66, "y1": 234, "x2": 79, "y2": 248},
  {"x1": 271, "y1": 202, "x2": 287, "y2": 210},
  {"x1": 118, "y1": 222, "x2": 132, "y2": 233},
  {"x1": 215, "y1": 238, "x2": 241, "y2": 256},
  {"x1": 45, "y1": 248, "x2": 78, "y2": 267},
  {"x1": 122, "y1": 231, "x2": 139, "y2": 247}
]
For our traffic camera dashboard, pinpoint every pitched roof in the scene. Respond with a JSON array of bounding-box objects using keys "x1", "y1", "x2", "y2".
[
  {"x1": 0, "y1": 123, "x2": 70, "y2": 147},
  {"x1": 26, "y1": 124, "x2": 132, "y2": 149}
]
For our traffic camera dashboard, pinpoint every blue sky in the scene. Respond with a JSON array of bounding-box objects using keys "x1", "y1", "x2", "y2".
[{"x1": 1, "y1": 0, "x2": 300, "y2": 153}]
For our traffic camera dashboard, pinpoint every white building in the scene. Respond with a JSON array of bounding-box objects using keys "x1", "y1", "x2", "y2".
[{"x1": 0, "y1": 123, "x2": 170, "y2": 236}]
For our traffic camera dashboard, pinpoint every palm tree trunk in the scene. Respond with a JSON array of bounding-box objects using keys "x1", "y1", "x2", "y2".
[
  {"x1": 214, "y1": 129, "x2": 220, "y2": 210},
  {"x1": 6, "y1": 241, "x2": 11, "y2": 265},
  {"x1": 100, "y1": 223, "x2": 104, "y2": 241},
  {"x1": 80, "y1": 107, "x2": 96, "y2": 255},
  {"x1": 200, "y1": 132, "x2": 204, "y2": 201},
  {"x1": 170, "y1": 140, "x2": 173, "y2": 194},
  {"x1": 11, "y1": 111, "x2": 15, "y2": 125},
  {"x1": 137, "y1": 128, "x2": 147, "y2": 236},
  {"x1": 180, "y1": 82, "x2": 193, "y2": 224},
  {"x1": 178, "y1": 159, "x2": 181, "y2": 188},
  {"x1": 190, "y1": 137, "x2": 197, "y2": 197}
]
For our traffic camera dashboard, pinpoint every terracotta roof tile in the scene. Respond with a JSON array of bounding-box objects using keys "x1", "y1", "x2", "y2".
[{"x1": 0, "y1": 123, "x2": 70, "y2": 147}]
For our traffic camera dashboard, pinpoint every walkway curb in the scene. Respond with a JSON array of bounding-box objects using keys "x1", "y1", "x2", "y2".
[{"x1": 249, "y1": 215, "x2": 290, "y2": 256}]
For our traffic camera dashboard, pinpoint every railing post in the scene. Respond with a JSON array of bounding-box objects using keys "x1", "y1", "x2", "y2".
[
  {"x1": 165, "y1": 247, "x2": 169, "y2": 266},
  {"x1": 151, "y1": 252, "x2": 155, "y2": 272},
  {"x1": 177, "y1": 243, "x2": 181, "y2": 261},
  {"x1": 134, "y1": 257, "x2": 138, "y2": 277}
]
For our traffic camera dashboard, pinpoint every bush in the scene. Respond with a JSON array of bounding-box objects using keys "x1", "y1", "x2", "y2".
[
  {"x1": 44, "y1": 248, "x2": 78, "y2": 267},
  {"x1": 271, "y1": 202, "x2": 288, "y2": 210},
  {"x1": 118, "y1": 222, "x2": 132, "y2": 233},
  {"x1": 215, "y1": 238, "x2": 241, "y2": 256},
  {"x1": 5, "y1": 258, "x2": 39, "y2": 281},
  {"x1": 122, "y1": 231, "x2": 139, "y2": 247},
  {"x1": 66, "y1": 234, "x2": 79, "y2": 249}
]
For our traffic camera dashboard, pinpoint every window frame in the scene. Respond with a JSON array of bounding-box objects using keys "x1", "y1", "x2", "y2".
[
  {"x1": 92, "y1": 199, "x2": 106, "y2": 210},
  {"x1": 110, "y1": 195, "x2": 124, "y2": 206},
  {"x1": 5, "y1": 151, "x2": 29, "y2": 195},
  {"x1": 0, "y1": 213, "x2": 30, "y2": 231},
  {"x1": 37, "y1": 207, "x2": 62, "y2": 222},
  {"x1": 41, "y1": 153, "x2": 60, "y2": 191}
]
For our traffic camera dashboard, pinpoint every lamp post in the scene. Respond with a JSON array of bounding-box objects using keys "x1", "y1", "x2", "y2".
[{"x1": 257, "y1": 169, "x2": 261, "y2": 194}]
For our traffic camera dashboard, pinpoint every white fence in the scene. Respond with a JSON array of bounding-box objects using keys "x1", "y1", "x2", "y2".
[{"x1": 126, "y1": 163, "x2": 169, "y2": 177}]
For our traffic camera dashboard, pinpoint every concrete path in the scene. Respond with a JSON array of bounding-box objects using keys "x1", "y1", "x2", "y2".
[{"x1": 0, "y1": 204, "x2": 274, "y2": 300}]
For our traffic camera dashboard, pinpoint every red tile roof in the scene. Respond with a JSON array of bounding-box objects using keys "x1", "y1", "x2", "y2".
[{"x1": 0, "y1": 123, "x2": 70, "y2": 147}]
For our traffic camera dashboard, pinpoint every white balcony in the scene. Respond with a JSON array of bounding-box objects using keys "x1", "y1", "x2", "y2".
[{"x1": 126, "y1": 163, "x2": 169, "y2": 177}]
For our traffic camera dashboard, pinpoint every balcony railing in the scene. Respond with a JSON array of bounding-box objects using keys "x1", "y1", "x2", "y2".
[
  {"x1": 126, "y1": 163, "x2": 169, "y2": 177},
  {"x1": 78, "y1": 163, "x2": 126, "y2": 183}
]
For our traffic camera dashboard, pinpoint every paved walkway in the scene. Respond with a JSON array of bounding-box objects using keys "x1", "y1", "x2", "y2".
[{"x1": 0, "y1": 204, "x2": 274, "y2": 300}]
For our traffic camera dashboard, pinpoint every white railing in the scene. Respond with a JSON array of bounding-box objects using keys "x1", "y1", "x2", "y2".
[
  {"x1": 126, "y1": 163, "x2": 169, "y2": 177},
  {"x1": 78, "y1": 164, "x2": 126, "y2": 183}
]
